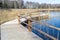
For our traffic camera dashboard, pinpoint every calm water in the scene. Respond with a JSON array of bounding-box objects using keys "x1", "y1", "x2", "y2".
[{"x1": 32, "y1": 12, "x2": 60, "y2": 40}]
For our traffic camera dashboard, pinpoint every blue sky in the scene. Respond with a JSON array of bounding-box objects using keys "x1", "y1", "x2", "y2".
[{"x1": 24, "y1": 0, "x2": 60, "y2": 4}]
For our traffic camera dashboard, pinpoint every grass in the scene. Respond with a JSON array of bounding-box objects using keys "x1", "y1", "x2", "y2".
[{"x1": 0, "y1": 9, "x2": 39, "y2": 24}]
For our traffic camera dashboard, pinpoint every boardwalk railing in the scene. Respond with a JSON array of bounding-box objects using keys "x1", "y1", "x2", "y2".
[{"x1": 17, "y1": 10, "x2": 60, "y2": 40}]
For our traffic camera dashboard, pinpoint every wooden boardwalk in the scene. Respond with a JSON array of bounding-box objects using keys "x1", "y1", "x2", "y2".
[{"x1": 1, "y1": 19, "x2": 43, "y2": 40}]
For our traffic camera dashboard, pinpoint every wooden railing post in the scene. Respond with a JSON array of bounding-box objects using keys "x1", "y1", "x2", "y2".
[
  {"x1": 38, "y1": 13, "x2": 40, "y2": 20},
  {"x1": 18, "y1": 15, "x2": 20, "y2": 24},
  {"x1": 28, "y1": 19, "x2": 32, "y2": 32},
  {"x1": 38, "y1": 16, "x2": 40, "y2": 20}
]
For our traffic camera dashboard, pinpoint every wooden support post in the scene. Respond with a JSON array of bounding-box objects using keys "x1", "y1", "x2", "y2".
[
  {"x1": 38, "y1": 14, "x2": 40, "y2": 20},
  {"x1": 28, "y1": 19, "x2": 32, "y2": 32},
  {"x1": 48, "y1": 6, "x2": 50, "y2": 18},
  {"x1": 38, "y1": 16, "x2": 40, "y2": 20},
  {"x1": 18, "y1": 15, "x2": 20, "y2": 24}
]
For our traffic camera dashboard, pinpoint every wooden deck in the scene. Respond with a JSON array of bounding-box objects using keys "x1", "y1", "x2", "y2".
[{"x1": 1, "y1": 19, "x2": 43, "y2": 40}]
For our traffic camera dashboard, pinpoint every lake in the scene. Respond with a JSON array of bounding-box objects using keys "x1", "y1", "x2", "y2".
[{"x1": 32, "y1": 12, "x2": 60, "y2": 40}]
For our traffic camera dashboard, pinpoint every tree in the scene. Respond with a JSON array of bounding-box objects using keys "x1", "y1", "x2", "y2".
[{"x1": 4, "y1": 3, "x2": 8, "y2": 8}]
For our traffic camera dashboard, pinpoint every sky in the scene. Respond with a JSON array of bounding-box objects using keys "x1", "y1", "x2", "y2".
[{"x1": 24, "y1": 0, "x2": 60, "y2": 4}]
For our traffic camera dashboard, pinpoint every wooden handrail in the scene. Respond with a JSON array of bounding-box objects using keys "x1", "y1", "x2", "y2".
[
  {"x1": 18, "y1": 9, "x2": 60, "y2": 40},
  {"x1": 20, "y1": 14, "x2": 60, "y2": 31},
  {"x1": 37, "y1": 21, "x2": 60, "y2": 31},
  {"x1": 32, "y1": 27, "x2": 57, "y2": 40},
  {"x1": 22, "y1": 22, "x2": 57, "y2": 40}
]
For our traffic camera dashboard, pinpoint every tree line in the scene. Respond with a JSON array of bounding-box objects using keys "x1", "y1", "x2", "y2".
[{"x1": 0, "y1": 1, "x2": 60, "y2": 9}]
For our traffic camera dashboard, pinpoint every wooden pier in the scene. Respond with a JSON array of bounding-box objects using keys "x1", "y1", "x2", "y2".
[
  {"x1": 1, "y1": 9, "x2": 60, "y2": 40},
  {"x1": 17, "y1": 11, "x2": 60, "y2": 40}
]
